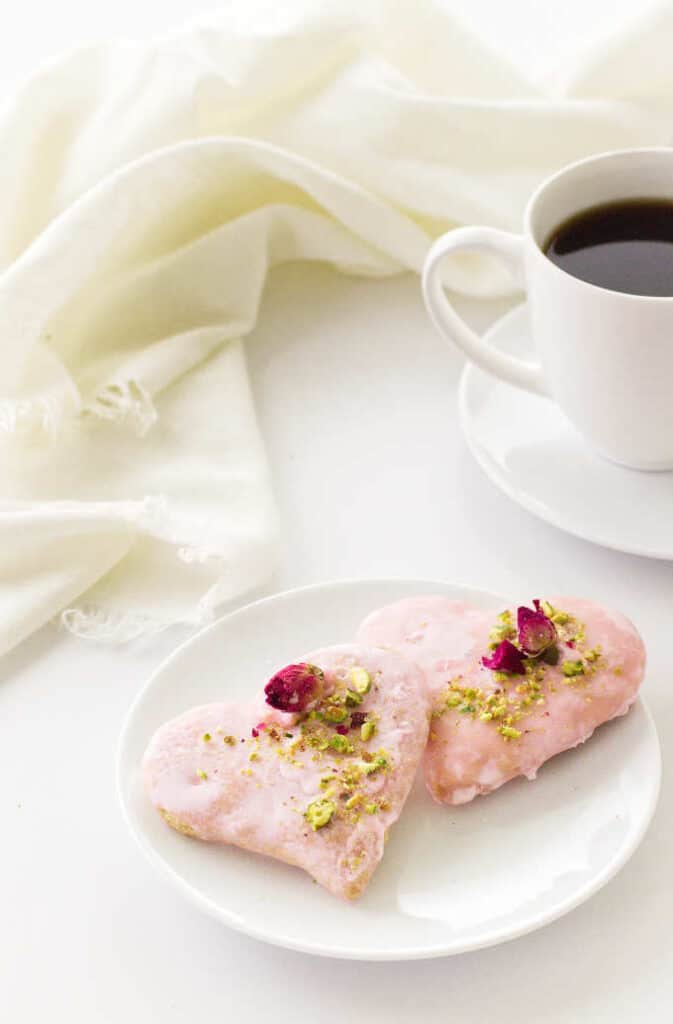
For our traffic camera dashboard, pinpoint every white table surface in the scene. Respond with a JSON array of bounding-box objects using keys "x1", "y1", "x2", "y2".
[{"x1": 2, "y1": 3, "x2": 671, "y2": 1022}]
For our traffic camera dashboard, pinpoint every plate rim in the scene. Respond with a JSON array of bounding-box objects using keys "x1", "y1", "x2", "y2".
[
  {"x1": 117, "y1": 576, "x2": 662, "y2": 960},
  {"x1": 458, "y1": 303, "x2": 673, "y2": 561}
]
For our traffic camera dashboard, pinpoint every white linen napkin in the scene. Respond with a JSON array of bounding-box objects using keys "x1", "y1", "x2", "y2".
[{"x1": 1, "y1": 0, "x2": 672, "y2": 655}]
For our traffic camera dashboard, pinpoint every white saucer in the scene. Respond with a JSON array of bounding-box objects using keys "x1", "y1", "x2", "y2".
[
  {"x1": 117, "y1": 578, "x2": 660, "y2": 960},
  {"x1": 459, "y1": 304, "x2": 673, "y2": 559}
]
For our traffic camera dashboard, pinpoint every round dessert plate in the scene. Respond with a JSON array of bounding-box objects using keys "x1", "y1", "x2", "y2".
[
  {"x1": 459, "y1": 303, "x2": 673, "y2": 559},
  {"x1": 118, "y1": 578, "x2": 660, "y2": 960}
]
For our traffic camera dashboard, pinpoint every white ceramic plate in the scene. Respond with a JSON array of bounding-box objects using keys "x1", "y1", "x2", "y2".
[
  {"x1": 118, "y1": 578, "x2": 661, "y2": 960},
  {"x1": 459, "y1": 303, "x2": 673, "y2": 559}
]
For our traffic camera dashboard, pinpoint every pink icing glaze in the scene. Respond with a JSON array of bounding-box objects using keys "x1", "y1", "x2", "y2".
[
  {"x1": 357, "y1": 596, "x2": 646, "y2": 805},
  {"x1": 143, "y1": 644, "x2": 430, "y2": 899}
]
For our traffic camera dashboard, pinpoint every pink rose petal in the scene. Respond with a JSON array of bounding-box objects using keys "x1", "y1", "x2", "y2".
[{"x1": 482, "y1": 639, "x2": 526, "y2": 675}]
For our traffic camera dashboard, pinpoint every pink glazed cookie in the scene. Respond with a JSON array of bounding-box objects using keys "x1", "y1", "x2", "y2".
[
  {"x1": 357, "y1": 596, "x2": 645, "y2": 805},
  {"x1": 143, "y1": 644, "x2": 429, "y2": 899}
]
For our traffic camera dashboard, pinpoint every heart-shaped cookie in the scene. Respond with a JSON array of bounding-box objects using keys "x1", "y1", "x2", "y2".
[
  {"x1": 357, "y1": 596, "x2": 645, "y2": 805},
  {"x1": 143, "y1": 644, "x2": 429, "y2": 899}
]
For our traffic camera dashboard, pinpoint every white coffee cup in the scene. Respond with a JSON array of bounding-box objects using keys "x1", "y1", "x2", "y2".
[{"x1": 422, "y1": 147, "x2": 673, "y2": 471}]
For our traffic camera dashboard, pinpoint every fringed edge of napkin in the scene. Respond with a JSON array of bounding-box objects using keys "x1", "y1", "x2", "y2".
[{"x1": 54, "y1": 494, "x2": 278, "y2": 644}]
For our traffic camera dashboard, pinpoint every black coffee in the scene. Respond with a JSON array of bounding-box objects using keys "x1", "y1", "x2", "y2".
[{"x1": 544, "y1": 198, "x2": 673, "y2": 296}]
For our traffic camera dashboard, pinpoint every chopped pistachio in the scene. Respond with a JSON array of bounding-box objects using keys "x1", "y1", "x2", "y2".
[
  {"x1": 329, "y1": 734, "x2": 354, "y2": 754},
  {"x1": 360, "y1": 720, "x2": 376, "y2": 742},
  {"x1": 197, "y1": 769, "x2": 208, "y2": 780},
  {"x1": 363, "y1": 754, "x2": 389, "y2": 774},
  {"x1": 446, "y1": 693, "x2": 462, "y2": 708},
  {"x1": 350, "y1": 667, "x2": 372, "y2": 694},
  {"x1": 323, "y1": 704, "x2": 348, "y2": 724},
  {"x1": 202, "y1": 732, "x2": 212, "y2": 742},
  {"x1": 344, "y1": 689, "x2": 363, "y2": 707},
  {"x1": 499, "y1": 726, "x2": 521, "y2": 740},
  {"x1": 304, "y1": 797, "x2": 336, "y2": 830},
  {"x1": 342, "y1": 763, "x2": 365, "y2": 787},
  {"x1": 488, "y1": 619, "x2": 516, "y2": 645},
  {"x1": 562, "y1": 659, "x2": 585, "y2": 678},
  {"x1": 584, "y1": 647, "x2": 602, "y2": 663},
  {"x1": 365, "y1": 802, "x2": 379, "y2": 815},
  {"x1": 345, "y1": 794, "x2": 362, "y2": 810}
]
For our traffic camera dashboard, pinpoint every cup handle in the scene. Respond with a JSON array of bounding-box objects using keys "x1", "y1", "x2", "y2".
[{"x1": 422, "y1": 227, "x2": 549, "y2": 396}]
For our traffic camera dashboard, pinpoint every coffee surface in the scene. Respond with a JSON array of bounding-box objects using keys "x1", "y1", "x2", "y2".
[{"x1": 545, "y1": 199, "x2": 673, "y2": 296}]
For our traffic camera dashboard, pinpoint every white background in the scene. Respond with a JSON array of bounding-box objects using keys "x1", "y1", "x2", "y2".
[{"x1": 2, "y1": 2, "x2": 671, "y2": 1022}]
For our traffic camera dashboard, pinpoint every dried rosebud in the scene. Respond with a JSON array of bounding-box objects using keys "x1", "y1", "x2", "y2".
[
  {"x1": 517, "y1": 603, "x2": 557, "y2": 656},
  {"x1": 481, "y1": 639, "x2": 526, "y2": 675},
  {"x1": 349, "y1": 711, "x2": 367, "y2": 730},
  {"x1": 264, "y1": 662, "x2": 324, "y2": 713},
  {"x1": 335, "y1": 724, "x2": 349, "y2": 735}
]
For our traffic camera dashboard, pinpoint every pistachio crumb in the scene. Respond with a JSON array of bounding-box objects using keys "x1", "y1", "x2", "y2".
[
  {"x1": 562, "y1": 660, "x2": 585, "y2": 678},
  {"x1": 324, "y1": 705, "x2": 348, "y2": 724},
  {"x1": 360, "y1": 720, "x2": 376, "y2": 742},
  {"x1": 499, "y1": 726, "x2": 522, "y2": 740},
  {"x1": 350, "y1": 667, "x2": 372, "y2": 694},
  {"x1": 304, "y1": 798, "x2": 336, "y2": 831},
  {"x1": 329, "y1": 734, "x2": 354, "y2": 754},
  {"x1": 202, "y1": 732, "x2": 211, "y2": 742},
  {"x1": 197, "y1": 769, "x2": 207, "y2": 780}
]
